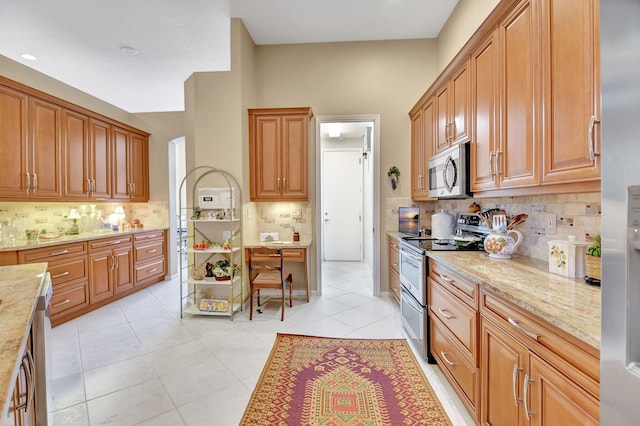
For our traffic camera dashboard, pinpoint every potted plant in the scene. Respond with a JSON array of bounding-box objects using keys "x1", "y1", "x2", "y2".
[
  {"x1": 585, "y1": 235, "x2": 601, "y2": 281},
  {"x1": 387, "y1": 166, "x2": 400, "y2": 190},
  {"x1": 212, "y1": 259, "x2": 239, "y2": 281}
]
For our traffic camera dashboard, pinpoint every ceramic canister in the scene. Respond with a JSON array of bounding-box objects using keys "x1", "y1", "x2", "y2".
[
  {"x1": 431, "y1": 209, "x2": 454, "y2": 239},
  {"x1": 548, "y1": 236, "x2": 591, "y2": 278}
]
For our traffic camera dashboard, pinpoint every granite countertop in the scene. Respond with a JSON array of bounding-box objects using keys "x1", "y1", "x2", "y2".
[
  {"x1": 0, "y1": 227, "x2": 168, "y2": 252},
  {"x1": 0, "y1": 263, "x2": 48, "y2": 419},
  {"x1": 426, "y1": 251, "x2": 601, "y2": 350}
]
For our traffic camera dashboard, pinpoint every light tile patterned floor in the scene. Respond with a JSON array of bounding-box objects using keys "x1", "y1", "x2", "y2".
[{"x1": 50, "y1": 262, "x2": 475, "y2": 425}]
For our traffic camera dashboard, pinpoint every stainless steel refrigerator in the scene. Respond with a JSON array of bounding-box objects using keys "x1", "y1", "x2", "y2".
[{"x1": 601, "y1": 1, "x2": 640, "y2": 424}]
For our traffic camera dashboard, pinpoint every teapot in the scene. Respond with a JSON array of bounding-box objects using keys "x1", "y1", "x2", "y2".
[{"x1": 484, "y1": 229, "x2": 523, "y2": 259}]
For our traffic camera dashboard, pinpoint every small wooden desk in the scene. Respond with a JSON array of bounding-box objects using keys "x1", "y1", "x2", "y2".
[{"x1": 244, "y1": 240, "x2": 311, "y2": 302}]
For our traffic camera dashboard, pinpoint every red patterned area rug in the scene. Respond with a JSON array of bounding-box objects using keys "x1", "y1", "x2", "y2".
[{"x1": 240, "y1": 333, "x2": 452, "y2": 425}]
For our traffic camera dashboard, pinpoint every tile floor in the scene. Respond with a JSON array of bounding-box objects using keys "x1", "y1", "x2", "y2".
[{"x1": 50, "y1": 261, "x2": 475, "y2": 425}]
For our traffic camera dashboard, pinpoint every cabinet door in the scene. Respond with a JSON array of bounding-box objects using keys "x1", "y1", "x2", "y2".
[
  {"x1": 111, "y1": 127, "x2": 130, "y2": 200},
  {"x1": 63, "y1": 109, "x2": 90, "y2": 199},
  {"x1": 481, "y1": 317, "x2": 528, "y2": 426},
  {"x1": 128, "y1": 132, "x2": 149, "y2": 202},
  {"x1": 88, "y1": 250, "x2": 114, "y2": 303},
  {"x1": 541, "y1": 0, "x2": 600, "y2": 183},
  {"x1": 435, "y1": 83, "x2": 450, "y2": 153},
  {"x1": 471, "y1": 31, "x2": 500, "y2": 192},
  {"x1": 113, "y1": 246, "x2": 134, "y2": 294},
  {"x1": 528, "y1": 354, "x2": 599, "y2": 426},
  {"x1": 498, "y1": 0, "x2": 540, "y2": 189},
  {"x1": 89, "y1": 118, "x2": 111, "y2": 199},
  {"x1": 250, "y1": 115, "x2": 281, "y2": 200},
  {"x1": 28, "y1": 97, "x2": 62, "y2": 198},
  {"x1": 0, "y1": 85, "x2": 28, "y2": 197},
  {"x1": 450, "y1": 61, "x2": 470, "y2": 145},
  {"x1": 281, "y1": 115, "x2": 308, "y2": 200},
  {"x1": 410, "y1": 106, "x2": 425, "y2": 199}
]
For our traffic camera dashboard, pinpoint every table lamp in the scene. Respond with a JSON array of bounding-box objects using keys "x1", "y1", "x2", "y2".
[{"x1": 67, "y1": 209, "x2": 80, "y2": 234}]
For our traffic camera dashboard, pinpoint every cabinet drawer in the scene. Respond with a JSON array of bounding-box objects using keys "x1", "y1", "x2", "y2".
[
  {"x1": 134, "y1": 240, "x2": 165, "y2": 263},
  {"x1": 432, "y1": 320, "x2": 478, "y2": 414},
  {"x1": 135, "y1": 258, "x2": 165, "y2": 283},
  {"x1": 430, "y1": 278, "x2": 477, "y2": 362},
  {"x1": 480, "y1": 289, "x2": 600, "y2": 396},
  {"x1": 249, "y1": 248, "x2": 305, "y2": 262},
  {"x1": 133, "y1": 231, "x2": 164, "y2": 242},
  {"x1": 89, "y1": 235, "x2": 132, "y2": 251},
  {"x1": 388, "y1": 236, "x2": 400, "y2": 274},
  {"x1": 19, "y1": 242, "x2": 87, "y2": 262},
  {"x1": 0, "y1": 250, "x2": 17, "y2": 265},
  {"x1": 48, "y1": 257, "x2": 87, "y2": 286},
  {"x1": 429, "y1": 259, "x2": 477, "y2": 307},
  {"x1": 51, "y1": 281, "x2": 89, "y2": 316}
]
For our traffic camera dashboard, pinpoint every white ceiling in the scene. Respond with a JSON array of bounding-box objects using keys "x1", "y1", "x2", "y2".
[{"x1": 0, "y1": 0, "x2": 458, "y2": 113}]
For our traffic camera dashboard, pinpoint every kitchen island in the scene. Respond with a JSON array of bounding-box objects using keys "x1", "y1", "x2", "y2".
[{"x1": 0, "y1": 263, "x2": 48, "y2": 425}]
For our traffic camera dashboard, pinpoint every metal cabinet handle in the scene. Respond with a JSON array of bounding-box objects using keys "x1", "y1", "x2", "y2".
[
  {"x1": 512, "y1": 363, "x2": 522, "y2": 407},
  {"x1": 588, "y1": 115, "x2": 601, "y2": 160},
  {"x1": 438, "y1": 273, "x2": 454, "y2": 283},
  {"x1": 449, "y1": 121, "x2": 455, "y2": 141},
  {"x1": 115, "y1": 255, "x2": 119, "y2": 269},
  {"x1": 92, "y1": 179, "x2": 96, "y2": 192},
  {"x1": 110, "y1": 255, "x2": 115, "y2": 271},
  {"x1": 26, "y1": 173, "x2": 31, "y2": 194},
  {"x1": 53, "y1": 299, "x2": 71, "y2": 308},
  {"x1": 440, "y1": 351, "x2": 456, "y2": 366},
  {"x1": 277, "y1": 177, "x2": 281, "y2": 192},
  {"x1": 32, "y1": 173, "x2": 37, "y2": 193},
  {"x1": 496, "y1": 150, "x2": 503, "y2": 176},
  {"x1": 52, "y1": 271, "x2": 70, "y2": 279},
  {"x1": 392, "y1": 262, "x2": 398, "y2": 268},
  {"x1": 508, "y1": 317, "x2": 540, "y2": 341},
  {"x1": 17, "y1": 351, "x2": 35, "y2": 411},
  {"x1": 147, "y1": 268, "x2": 157, "y2": 273},
  {"x1": 524, "y1": 374, "x2": 534, "y2": 419},
  {"x1": 51, "y1": 249, "x2": 69, "y2": 256},
  {"x1": 147, "y1": 248, "x2": 157, "y2": 253},
  {"x1": 438, "y1": 308, "x2": 454, "y2": 320},
  {"x1": 490, "y1": 152, "x2": 496, "y2": 178}
]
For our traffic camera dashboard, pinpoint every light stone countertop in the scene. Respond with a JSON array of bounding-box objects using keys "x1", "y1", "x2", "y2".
[
  {"x1": 0, "y1": 227, "x2": 168, "y2": 252},
  {"x1": 0, "y1": 263, "x2": 48, "y2": 420},
  {"x1": 244, "y1": 238, "x2": 312, "y2": 249},
  {"x1": 426, "y1": 251, "x2": 601, "y2": 350}
]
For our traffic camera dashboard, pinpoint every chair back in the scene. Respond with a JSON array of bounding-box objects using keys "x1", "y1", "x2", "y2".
[{"x1": 246, "y1": 247, "x2": 285, "y2": 281}]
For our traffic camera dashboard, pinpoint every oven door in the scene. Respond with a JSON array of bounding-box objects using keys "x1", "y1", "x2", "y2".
[
  {"x1": 400, "y1": 289, "x2": 428, "y2": 360},
  {"x1": 399, "y1": 243, "x2": 426, "y2": 305}
]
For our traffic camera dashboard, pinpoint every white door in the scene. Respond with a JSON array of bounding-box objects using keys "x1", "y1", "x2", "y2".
[{"x1": 322, "y1": 149, "x2": 362, "y2": 261}]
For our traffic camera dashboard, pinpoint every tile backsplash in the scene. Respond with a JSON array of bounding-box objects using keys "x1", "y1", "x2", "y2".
[
  {"x1": 386, "y1": 193, "x2": 601, "y2": 262},
  {"x1": 250, "y1": 202, "x2": 312, "y2": 241},
  {"x1": 0, "y1": 201, "x2": 169, "y2": 236}
]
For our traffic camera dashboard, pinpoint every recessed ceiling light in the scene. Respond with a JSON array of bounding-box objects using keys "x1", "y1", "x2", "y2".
[
  {"x1": 120, "y1": 46, "x2": 138, "y2": 55},
  {"x1": 21, "y1": 53, "x2": 37, "y2": 61}
]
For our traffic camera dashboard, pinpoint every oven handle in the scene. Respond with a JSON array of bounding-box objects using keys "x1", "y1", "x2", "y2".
[
  {"x1": 404, "y1": 296, "x2": 424, "y2": 315},
  {"x1": 400, "y1": 247, "x2": 424, "y2": 263}
]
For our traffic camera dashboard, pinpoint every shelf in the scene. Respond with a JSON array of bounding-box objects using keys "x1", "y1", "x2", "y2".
[
  {"x1": 186, "y1": 247, "x2": 240, "y2": 254},
  {"x1": 183, "y1": 302, "x2": 242, "y2": 317},
  {"x1": 186, "y1": 276, "x2": 241, "y2": 285}
]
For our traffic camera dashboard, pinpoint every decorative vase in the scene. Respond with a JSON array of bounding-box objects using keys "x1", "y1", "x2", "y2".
[{"x1": 484, "y1": 229, "x2": 523, "y2": 259}]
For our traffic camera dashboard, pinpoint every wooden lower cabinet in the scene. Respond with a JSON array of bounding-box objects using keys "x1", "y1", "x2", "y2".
[
  {"x1": 133, "y1": 231, "x2": 167, "y2": 286},
  {"x1": 480, "y1": 316, "x2": 599, "y2": 425},
  {"x1": 480, "y1": 287, "x2": 599, "y2": 426},
  {"x1": 1, "y1": 330, "x2": 36, "y2": 426},
  {"x1": 388, "y1": 236, "x2": 401, "y2": 303},
  {"x1": 88, "y1": 236, "x2": 133, "y2": 302}
]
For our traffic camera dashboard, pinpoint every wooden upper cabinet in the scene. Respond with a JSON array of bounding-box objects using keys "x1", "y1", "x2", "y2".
[
  {"x1": 498, "y1": 0, "x2": 540, "y2": 189},
  {"x1": 112, "y1": 126, "x2": 131, "y2": 200},
  {"x1": 249, "y1": 107, "x2": 312, "y2": 201},
  {"x1": 89, "y1": 118, "x2": 112, "y2": 199},
  {"x1": 540, "y1": 0, "x2": 600, "y2": 184},
  {"x1": 29, "y1": 97, "x2": 62, "y2": 198},
  {"x1": 129, "y1": 132, "x2": 149, "y2": 202},
  {"x1": 0, "y1": 84, "x2": 28, "y2": 197},
  {"x1": 471, "y1": 31, "x2": 499, "y2": 192},
  {"x1": 63, "y1": 109, "x2": 90, "y2": 199},
  {"x1": 435, "y1": 60, "x2": 471, "y2": 154},
  {"x1": 410, "y1": 97, "x2": 434, "y2": 200}
]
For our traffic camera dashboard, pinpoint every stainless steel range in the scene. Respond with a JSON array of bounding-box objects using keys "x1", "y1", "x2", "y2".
[{"x1": 399, "y1": 213, "x2": 488, "y2": 363}]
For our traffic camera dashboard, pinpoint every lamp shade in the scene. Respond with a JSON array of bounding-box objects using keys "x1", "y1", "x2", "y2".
[{"x1": 68, "y1": 209, "x2": 80, "y2": 220}]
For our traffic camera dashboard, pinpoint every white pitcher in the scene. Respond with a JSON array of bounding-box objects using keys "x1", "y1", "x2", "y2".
[{"x1": 484, "y1": 229, "x2": 523, "y2": 259}]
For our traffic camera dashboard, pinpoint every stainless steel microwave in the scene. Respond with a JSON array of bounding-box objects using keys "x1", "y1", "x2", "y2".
[{"x1": 427, "y1": 142, "x2": 472, "y2": 199}]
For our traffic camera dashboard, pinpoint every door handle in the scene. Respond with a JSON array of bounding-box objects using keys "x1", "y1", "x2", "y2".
[
  {"x1": 512, "y1": 363, "x2": 522, "y2": 407},
  {"x1": 588, "y1": 115, "x2": 601, "y2": 161},
  {"x1": 523, "y1": 374, "x2": 535, "y2": 419}
]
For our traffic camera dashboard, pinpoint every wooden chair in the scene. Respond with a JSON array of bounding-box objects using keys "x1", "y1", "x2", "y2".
[{"x1": 246, "y1": 247, "x2": 293, "y2": 321}]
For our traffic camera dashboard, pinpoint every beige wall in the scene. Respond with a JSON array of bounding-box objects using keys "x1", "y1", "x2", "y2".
[{"x1": 436, "y1": 0, "x2": 501, "y2": 72}]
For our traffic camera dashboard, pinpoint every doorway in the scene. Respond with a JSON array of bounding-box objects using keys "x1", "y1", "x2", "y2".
[
  {"x1": 316, "y1": 116, "x2": 380, "y2": 296},
  {"x1": 168, "y1": 136, "x2": 186, "y2": 277}
]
